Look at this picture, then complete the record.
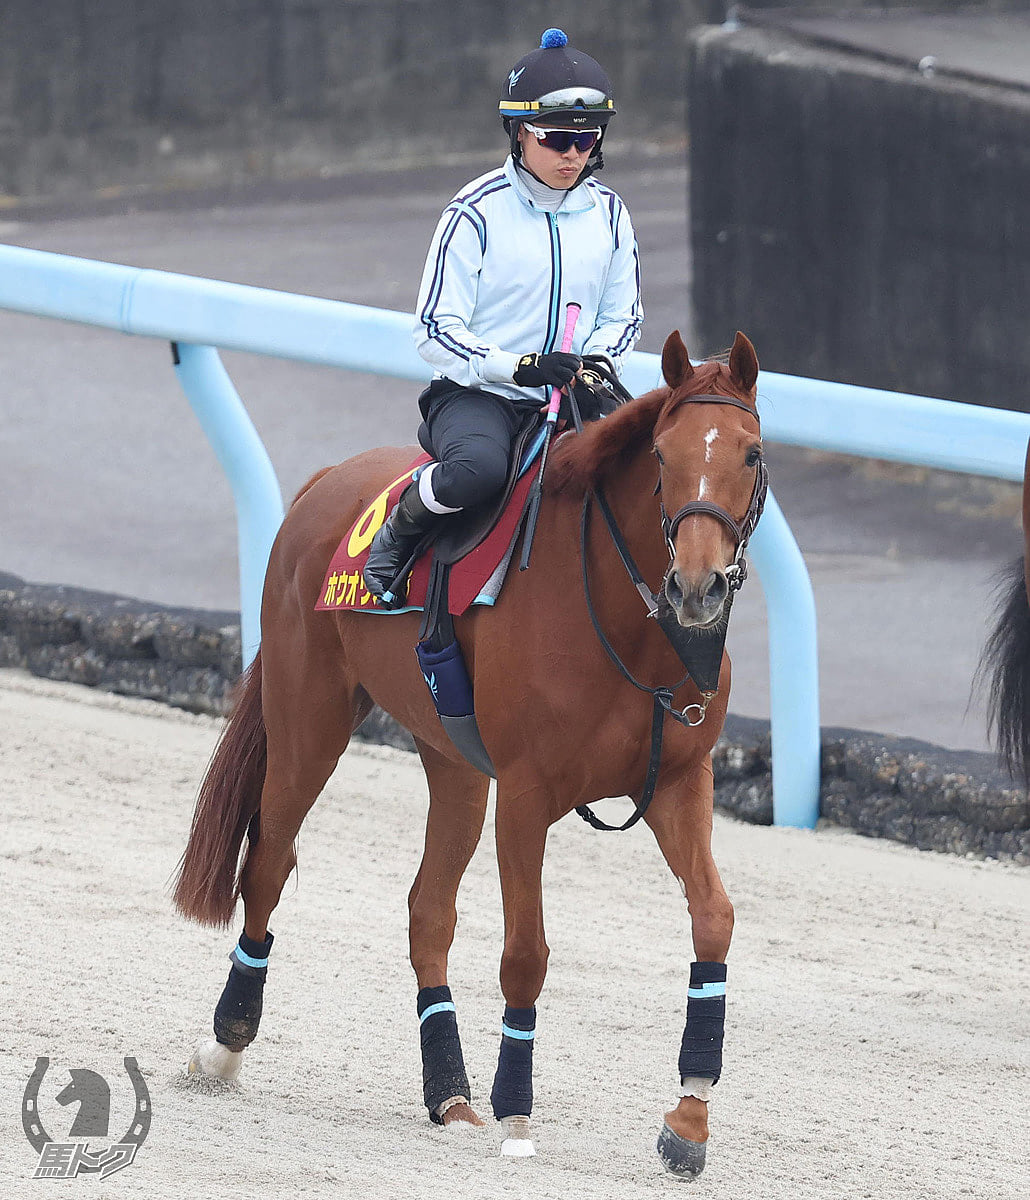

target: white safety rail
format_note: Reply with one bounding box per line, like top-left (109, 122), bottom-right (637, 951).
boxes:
top-left (3, 243), bottom-right (1027, 828)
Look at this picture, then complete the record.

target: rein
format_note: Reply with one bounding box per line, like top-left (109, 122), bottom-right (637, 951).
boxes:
top-left (572, 389), bottom-right (766, 833)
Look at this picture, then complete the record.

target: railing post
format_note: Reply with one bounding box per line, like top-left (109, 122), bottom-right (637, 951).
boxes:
top-left (747, 488), bottom-right (821, 827)
top-left (171, 343), bottom-right (284, 668)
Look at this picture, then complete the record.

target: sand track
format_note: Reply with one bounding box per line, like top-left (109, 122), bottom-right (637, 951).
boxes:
top-left (1, 669), bottom-right (1027, 1199)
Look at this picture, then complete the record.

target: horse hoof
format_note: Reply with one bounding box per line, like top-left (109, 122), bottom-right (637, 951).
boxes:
top-left (441, 1102), bottom-right (486, 1128)
top-left (188, 1038), bottom-right (244, 1081)
top-left (499, 1114), bottom-right (535, 1157)
top-left (657, 1121), bottom-right (706, 1179)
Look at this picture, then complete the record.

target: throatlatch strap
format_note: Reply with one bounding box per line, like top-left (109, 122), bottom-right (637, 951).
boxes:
top-left (678, 961), bottom-right (727, 1084)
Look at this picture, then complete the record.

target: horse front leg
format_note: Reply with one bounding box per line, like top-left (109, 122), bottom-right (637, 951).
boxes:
top-left (408, 738), bottom-right (489, 1128)
top-left (644, 756), bottom-right (734, 1179)
top-left (490, 787), bottom-right (551, 1157)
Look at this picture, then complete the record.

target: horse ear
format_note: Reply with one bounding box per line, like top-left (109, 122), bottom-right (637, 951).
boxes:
top-left (661, 331), bottom-right (695, 388)
top-left (729, 331), bottom-right (759, 393)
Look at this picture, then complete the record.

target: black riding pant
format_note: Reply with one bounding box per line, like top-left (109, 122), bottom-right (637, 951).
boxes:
top-left (418, 380), bottom-right (531, 511)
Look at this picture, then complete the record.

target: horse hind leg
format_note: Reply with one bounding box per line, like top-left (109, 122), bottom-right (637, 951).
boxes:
top-left (190, 656), bottom-right (369, 1082)
top-left (407, 737), bottom-right (489, 1128)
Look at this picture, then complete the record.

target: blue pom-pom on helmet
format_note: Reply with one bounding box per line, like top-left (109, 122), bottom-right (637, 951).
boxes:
top-left (499, 27), bottom-right (616, 185)
top-left (540, 28), bottom-right (568, 48)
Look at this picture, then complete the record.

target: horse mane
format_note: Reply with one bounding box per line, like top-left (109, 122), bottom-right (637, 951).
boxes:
top-left (547, 360), bottom-right (735, 496)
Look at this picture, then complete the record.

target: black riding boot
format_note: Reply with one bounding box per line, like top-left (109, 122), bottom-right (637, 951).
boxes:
top-left (363, 481), bottom-right (442, 606)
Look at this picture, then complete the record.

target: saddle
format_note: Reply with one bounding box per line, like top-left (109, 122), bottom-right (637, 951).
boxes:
top-left (315, 415), bottom-right (546, 776)
top-left (415, 412), bottom-right (544, 566)
top-left (316, 414), bottom-right (544, 618)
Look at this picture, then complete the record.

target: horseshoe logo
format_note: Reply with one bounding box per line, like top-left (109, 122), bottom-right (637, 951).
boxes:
top-left (22, 1057), bottom-right (52, 1153)
top-left (22, 1057), bottom-right (151, 1159)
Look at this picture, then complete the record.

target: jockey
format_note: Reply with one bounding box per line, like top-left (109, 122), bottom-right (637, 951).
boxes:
top-left (363, 27), bottom-right (643, 603)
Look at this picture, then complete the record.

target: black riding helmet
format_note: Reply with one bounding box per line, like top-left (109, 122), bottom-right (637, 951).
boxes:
top-left (499, 28), bottom-right (616, 186)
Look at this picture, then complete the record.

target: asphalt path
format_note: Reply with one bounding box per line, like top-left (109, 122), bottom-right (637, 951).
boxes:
top-left (0, 151), bottom-right (1020, 753)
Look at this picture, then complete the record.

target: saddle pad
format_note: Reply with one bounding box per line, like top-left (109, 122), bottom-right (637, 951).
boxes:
top-left (315, 452), bottom-right (540, 616)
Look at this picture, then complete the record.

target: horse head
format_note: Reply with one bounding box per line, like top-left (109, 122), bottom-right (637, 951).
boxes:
top-left (654, 330), bottom-right (763, 628)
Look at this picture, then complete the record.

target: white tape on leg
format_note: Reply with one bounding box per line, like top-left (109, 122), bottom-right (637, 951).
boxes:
top-left (419, 463), bottom-right (463, 514)
top-left (679, 1076), bottom-right (714, 1101)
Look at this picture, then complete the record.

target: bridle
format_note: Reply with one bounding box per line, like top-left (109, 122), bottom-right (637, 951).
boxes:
top-left (655, 393), bottom-right (767, 596)
top-left (572, 384), bottom-right (767, 833)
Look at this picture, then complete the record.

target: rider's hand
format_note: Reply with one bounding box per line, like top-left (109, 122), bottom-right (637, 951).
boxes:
top-left (513, 351), bottom-right (582, 390)
top-left (571, 368), bottom-right (621, 421)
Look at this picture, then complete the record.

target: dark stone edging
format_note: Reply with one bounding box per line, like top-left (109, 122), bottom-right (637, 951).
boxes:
top-left (0, 573), bottom-right (241, 715)
top-left (716, 714), bottom-right (1030, 865)
top-left (2, 573), bottom-right (1027, 864)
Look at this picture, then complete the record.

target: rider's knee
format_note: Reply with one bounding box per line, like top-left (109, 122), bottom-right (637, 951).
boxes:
top-left (439, 446), bottom-right (509, 508)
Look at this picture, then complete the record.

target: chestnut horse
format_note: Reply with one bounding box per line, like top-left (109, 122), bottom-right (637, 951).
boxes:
top-left (980, 437), bottom-right (1030, 781)
top-left (174, 330), bottom-right (764, 1177)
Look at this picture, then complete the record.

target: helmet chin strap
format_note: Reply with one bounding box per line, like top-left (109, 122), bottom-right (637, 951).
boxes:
top-left (508, 122), bottom-right (607, 189)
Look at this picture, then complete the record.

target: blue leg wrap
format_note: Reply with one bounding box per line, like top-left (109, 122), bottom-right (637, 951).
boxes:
top-left (677, 961), bottom-right (727, 1085)
top-left (213, 930), bottom-right (273, 1051)
top-left (490, 1005), bottom-right (535, 1120)
top-left (417, 986), bottom-right (471, 1121)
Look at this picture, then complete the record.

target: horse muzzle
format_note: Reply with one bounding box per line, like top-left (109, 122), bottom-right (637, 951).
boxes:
top-left (664, 567), bottom-right (729, 627)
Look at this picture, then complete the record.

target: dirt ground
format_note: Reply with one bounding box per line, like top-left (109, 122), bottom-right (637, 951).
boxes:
top-left (1, 668), bottom-right (1027, 1199)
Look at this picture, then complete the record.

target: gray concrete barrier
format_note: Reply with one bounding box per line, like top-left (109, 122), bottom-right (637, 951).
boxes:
top-left (8, 2), bottom-right (1010, 203)
top-left (688, 16), bottom-right (1030, 411)
top-left (3, 571), bottom-right (1027, 862)
top-left (0, 0), bottom-right (698, 201)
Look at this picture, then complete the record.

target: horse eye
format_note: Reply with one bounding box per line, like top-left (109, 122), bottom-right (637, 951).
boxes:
top-left (745, 445), bottom-right (762, 467)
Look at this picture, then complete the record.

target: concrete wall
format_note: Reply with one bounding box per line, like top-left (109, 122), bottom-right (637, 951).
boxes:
top-left (687, 23), bottom-right (1030, 409)
top-left (0, 0), bottom-right (710, 200)
top-left (3, 1), bottom-right (1018, 202)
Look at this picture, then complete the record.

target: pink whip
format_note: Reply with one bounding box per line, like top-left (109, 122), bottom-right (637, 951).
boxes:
top-left (519, 301), bottom-right (582, 571)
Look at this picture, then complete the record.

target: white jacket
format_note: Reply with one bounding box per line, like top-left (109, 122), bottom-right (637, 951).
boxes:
top-left (413, 156), bottom-right (643, 404)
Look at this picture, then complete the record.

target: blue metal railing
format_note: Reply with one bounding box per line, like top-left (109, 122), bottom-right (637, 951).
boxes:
top-left (3, 243), bottom-right (1028, 829)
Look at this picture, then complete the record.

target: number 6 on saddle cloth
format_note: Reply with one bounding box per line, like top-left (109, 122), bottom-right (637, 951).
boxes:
top-left (316, 413), bottom-right (550, 777)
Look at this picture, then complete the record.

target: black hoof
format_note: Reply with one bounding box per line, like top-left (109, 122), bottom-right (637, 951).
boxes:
top-left (657, 1122), bottom-right (707, 1179)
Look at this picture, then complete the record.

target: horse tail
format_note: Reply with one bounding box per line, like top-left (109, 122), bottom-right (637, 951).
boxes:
top-left (979, 554), bottom-right (1030, 783)
top-left (173, 650), bottom-right (266, 927)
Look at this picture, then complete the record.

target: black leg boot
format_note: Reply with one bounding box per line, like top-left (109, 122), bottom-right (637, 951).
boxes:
top-left (363, 481), bottom-right (443, 606)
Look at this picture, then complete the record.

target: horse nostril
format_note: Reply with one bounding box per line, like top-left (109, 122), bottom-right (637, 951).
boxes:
top-left (704, 571), bottom-right (728, 610)
top-left (665, 570), bottom-right (685, 608)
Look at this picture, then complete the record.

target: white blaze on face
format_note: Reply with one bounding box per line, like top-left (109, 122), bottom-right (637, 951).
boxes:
top-left (698, 427), bottom-right (719, 499)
